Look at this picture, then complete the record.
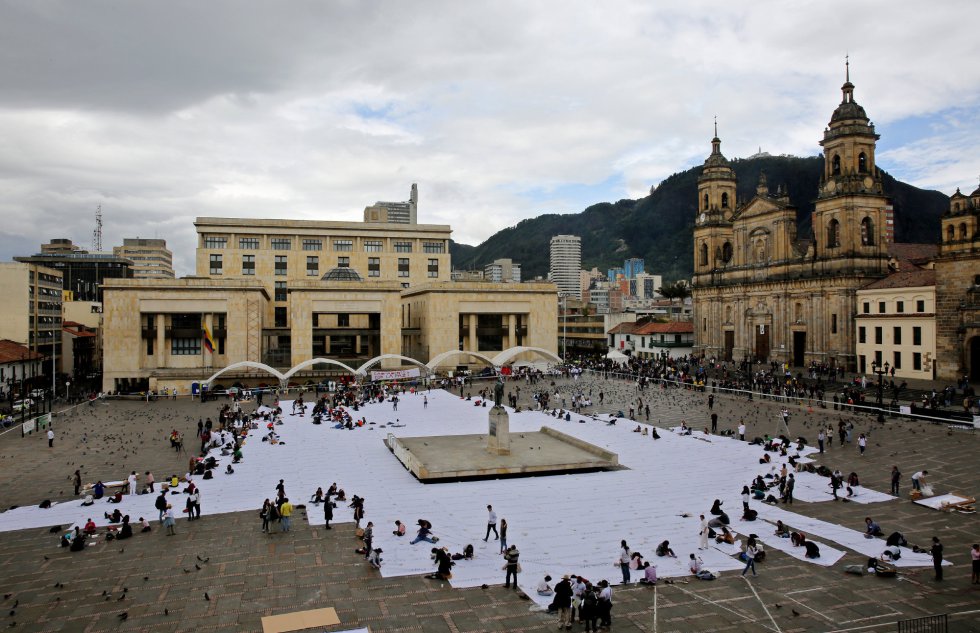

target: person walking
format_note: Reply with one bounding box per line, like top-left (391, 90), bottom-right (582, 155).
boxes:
top-left (503, 544), bottom-right (520, 589)
top-left (554, 575), bottom-right (573, 630)
top-left (741, 537), bottom-right (758, 576)
top-left (191, 488), bottom-right (201, 520)
top-left (890, 466), bottom-right (901, 496)
top-left (817, 429), bottom-right (826, 453)
top-left (163, 504), bottom-right (176, 536)
top-left (145, 471), bottom-right (155, 493)
top-left (597, 580), bottom-right (613, 628)
top-left (971, 543), bottom-right (979, 585)
top-left (261, 499), bottom-right (272, 533)
top-left (783, 473), bottom-right (795, 504)
top-left (128, 471), bottom-right (138, 496)
top-left (47, 428), bottom-right (55, 448)
top-left (710, 412), bottom-right (718, 433)
top-left (73, 469), bottom-right (82, 497)
top-left (931, 536), bottom-right (943, 581)
top-left (699, 514), bottom-right (709, 549)
top-left (498, 518), bottom-right (508, 554)
top-left (619, 540), bottom-right (631, 584)
top-left (858, 433), bottom-right (867, 456)
top-left (323, 497), bottom-right (333, 530)
top-left (363, 522), bottom-right (374, 558)
top-left (484, 505), bottom-right (499, 541)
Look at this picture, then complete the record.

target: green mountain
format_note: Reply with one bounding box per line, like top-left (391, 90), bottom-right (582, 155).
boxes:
top-left (450, 155), bottom-right (949, 282)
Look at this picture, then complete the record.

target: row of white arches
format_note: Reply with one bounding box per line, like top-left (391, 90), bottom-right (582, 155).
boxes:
top-left (202, 346), bottom-right (562, 388)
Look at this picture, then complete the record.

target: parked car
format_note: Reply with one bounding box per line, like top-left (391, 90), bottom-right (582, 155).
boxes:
top-left (30, 389), bottom-right (47, 399)
top-left (12, 399), bottom-right (34, 413)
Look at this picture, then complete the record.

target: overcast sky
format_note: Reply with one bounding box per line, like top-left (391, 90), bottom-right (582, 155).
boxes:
top-left (1, 0), bottom-right (979, 276)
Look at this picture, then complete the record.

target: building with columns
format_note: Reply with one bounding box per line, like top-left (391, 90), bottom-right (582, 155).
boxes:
top-left (103, 216), bottom-right (558, 393)
top-left (692, 69), bottom-right (896, 370)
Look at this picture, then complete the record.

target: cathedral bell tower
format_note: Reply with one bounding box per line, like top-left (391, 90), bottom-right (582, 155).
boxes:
top-left (694, 120), bottom-right (737, 277)
top-left (813, 60), bottom-right (889, 264)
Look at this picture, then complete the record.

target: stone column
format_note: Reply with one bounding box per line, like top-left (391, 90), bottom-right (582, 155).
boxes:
top-left (468, 314), bottom-right (478, 351)
top-left (487, 406), bottom-right (511, 455)
top-left (507, 314), bottom-right (517, 349)
top-left (156, 314), bottom-right (166, 369)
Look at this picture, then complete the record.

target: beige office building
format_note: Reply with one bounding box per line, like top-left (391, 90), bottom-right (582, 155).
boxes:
top-left (113, 238), bottom-right (175, 279)
top-left (0, 262), bottom-right (63, 361)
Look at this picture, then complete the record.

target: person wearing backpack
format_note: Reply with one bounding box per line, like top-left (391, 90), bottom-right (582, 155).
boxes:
top-left (581, 583), bottom-right (599, 632)
top-left (155, 491), bottom-right (168, 523)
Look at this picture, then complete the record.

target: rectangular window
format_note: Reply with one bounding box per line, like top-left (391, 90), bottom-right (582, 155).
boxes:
top-left (893, 351), bottom-right (901, 369)
top-left (858, 326), bottom-right (866, 344)
top-left (239, 237), bottom-right (259, 249)
top-left (302, 239), bottom-right (322, 251)
top-left (274, 281), bottom-right (287, 302)
top-left (306, 256), bottom-right (318, 276)
top-left (394, 241), bottom-right (412, 253)
top-left (209, 254), bottom-right (223, 275)
top-left (862, 302), bottom-right (870, 314)
top-left (874, 327), bottom-right (882, 345)
top-left (398, 258), bottom-right (410, 277)
top-left (916, 299), bottom-right (925, 312)
top-left (874, 350), bottom-right (882, 366)
top-left (703, 318), bottom-right (707, 332)
top-left (364, 240), bottom-right (383, 252)
top-left (271, 238), bottom-right (291, 251)
top-left (831, 314), bottom-right (838, 334)
top-left (896, 301), bottom-right (904, 313)
top-left (878, 301), bottom-right (886, 314)
top-left (893, 326), bottom-right (902, 345)
top-left (242, 254), bottom-right (255, 275)
top-left (171, 338), bottom-right (201, 356)
top-left (427, 258), bottom-right (439, 278)
top-left (274, 307), bottom-right (287, 328)
top-left (913, 326), bottom-right (922, 346)
top-left (275, 255), bottom-right (287, 276)
top-left (204, 236), bottom-right (227, 249)
top-left (913, 352), bottom-right (922, 371)
top-left (337, 256), bottom-right (350, 268)
top-left (333, 240), bottom-right (353, 251)
top-left (368, 257), bottom-right (380, 277)
top-left (423, 242), bottom-right (445, 254)
top-left (337, 314), bottom-right (350, 327)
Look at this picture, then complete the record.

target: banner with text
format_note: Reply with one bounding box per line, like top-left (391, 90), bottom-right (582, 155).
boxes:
top-left (370, 368), bottom-right (421, 382)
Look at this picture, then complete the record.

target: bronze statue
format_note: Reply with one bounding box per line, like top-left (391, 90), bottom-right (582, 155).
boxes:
top-left (493, 376), bottom-right (504, 408)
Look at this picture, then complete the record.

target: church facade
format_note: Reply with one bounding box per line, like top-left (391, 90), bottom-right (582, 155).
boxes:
top-left (692, 72), bottom-right (893, 370)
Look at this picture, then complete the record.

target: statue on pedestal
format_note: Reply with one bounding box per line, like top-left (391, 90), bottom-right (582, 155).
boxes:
top-left (493, 375), bottom-right (504, 408)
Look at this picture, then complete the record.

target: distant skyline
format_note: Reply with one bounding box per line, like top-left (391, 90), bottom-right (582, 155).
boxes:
top-left (1, 1), bottom-right (978, 276)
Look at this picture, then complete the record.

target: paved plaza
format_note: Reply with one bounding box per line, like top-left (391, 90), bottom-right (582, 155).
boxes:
top-left (0, 375), bottom-right (978, 633)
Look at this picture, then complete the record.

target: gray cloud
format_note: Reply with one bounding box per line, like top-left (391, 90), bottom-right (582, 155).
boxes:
top-left (1, 0), bottom-right (978, 275)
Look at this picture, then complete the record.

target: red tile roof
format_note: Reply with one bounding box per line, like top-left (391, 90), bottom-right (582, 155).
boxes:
top-left (608, 322), bottom-right (640, 335)
top-left (0, 339), bottom-right (43, 364)
top-left (637, 321), bottom-right (694, 334)
top-left (861, 269), bottom-right (936, 291)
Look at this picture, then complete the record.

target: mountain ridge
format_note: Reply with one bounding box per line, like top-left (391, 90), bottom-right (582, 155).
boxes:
top-left (450, 155), bottom-right (949, 282)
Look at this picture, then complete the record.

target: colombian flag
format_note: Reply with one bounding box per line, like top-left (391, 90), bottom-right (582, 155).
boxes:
top-left (202, 322), bottom-right (216, 353)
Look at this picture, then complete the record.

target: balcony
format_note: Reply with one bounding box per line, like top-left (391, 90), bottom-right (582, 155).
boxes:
top-left (166, 327), bottom-right (202, 339)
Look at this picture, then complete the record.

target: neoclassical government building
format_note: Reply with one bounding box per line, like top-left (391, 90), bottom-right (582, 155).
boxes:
top-left (692, 70), bottom-right (900, 371)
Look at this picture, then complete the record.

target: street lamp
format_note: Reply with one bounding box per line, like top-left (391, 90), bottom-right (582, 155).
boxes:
top-left (870, 360), bottom-right (890, 408)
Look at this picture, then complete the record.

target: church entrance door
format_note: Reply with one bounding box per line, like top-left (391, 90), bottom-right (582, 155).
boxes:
top-left (754, 325), bottom-right (770, 362)
top-left (793, 332), bottom-right (806, 367)
top-left (724, 331), bottom-right (734, 362)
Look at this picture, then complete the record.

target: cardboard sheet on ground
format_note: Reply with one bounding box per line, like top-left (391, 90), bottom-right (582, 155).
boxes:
top-left (790, 471), bottom-right (896, 505)
top-left (913, 493), bottom-right (975, 511)
top-left (0, 389), bottom-right (941, 600)
top-left (260, 607), bottom-right (340, 633)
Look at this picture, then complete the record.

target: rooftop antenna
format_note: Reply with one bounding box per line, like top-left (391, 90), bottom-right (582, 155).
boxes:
top-left (93, 205), bottom-right (103, 252)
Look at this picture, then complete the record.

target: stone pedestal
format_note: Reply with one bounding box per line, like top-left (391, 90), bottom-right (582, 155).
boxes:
top-left (487, 406), bottom-right (511, 455)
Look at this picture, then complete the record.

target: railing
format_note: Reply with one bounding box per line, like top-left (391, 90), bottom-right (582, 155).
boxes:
top-left (897, 614), bottom-right (947, 633)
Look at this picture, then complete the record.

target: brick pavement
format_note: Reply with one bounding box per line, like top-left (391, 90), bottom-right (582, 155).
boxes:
top-left (0, 384), bottom-right (978, 632)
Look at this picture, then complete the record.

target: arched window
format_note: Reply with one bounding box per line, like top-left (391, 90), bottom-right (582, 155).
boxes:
top-left (703, 193), bottom-right (709, 210)
top-left (860, 217), bottom-right (875, 246)
top-left (700, 243), bottom-right (708, 266)
top-left (794, 302), bottom-right (803, 323)
top-left (827, 219), bottom-right (840, 248)
top-left (721, 192), bottom-right (729, 208)
top-left (960, 223), bottom-right (968, 240)
top-left (832, 154), bottom-right (841, 176)
top-left (858, 152), bottom-right (867, 173)
top-left (947, 225), bottom-right (955, 242)
top-left (721, 241), bottom-right (733, 263)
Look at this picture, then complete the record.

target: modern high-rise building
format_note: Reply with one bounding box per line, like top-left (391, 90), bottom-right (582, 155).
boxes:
top-left (15, 239), bottom-right (134, 302)
top-left (550, 235), bottom-right (582, 299)
top-left (623, 257), bottom-right (645, 279)
top-left (484, 258), bottom-right (521, 283)
top-left (0, 262), bottom-right (63, 364)
top-left (114, 238), bottom-right (175, 279)
top-left (363, 183), bottom-right (418, 224)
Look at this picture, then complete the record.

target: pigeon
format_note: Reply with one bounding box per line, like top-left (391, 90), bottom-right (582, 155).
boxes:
top-left (143, 577), bottom-right (149, 582)
top-left (117, 612), bottom-right (128, 621)
top-left (117, 595), bottom-right (125, 601)
top-left (123, 588), bottom-right (128, 593)
top-left (774, 603), bottom-right (782, 609)
top-left (183, 569), bottom-right (191, 574)
top-left (204, 593), bottom-right (210, 601)
top-left (196, 555), bottom-right (208, 563)
top-left (2, 595), bottom-right (9, 600)
top-left (792, 609), bottom-right (801, 617)
top-left (164, 609), bottom-right (168, 616)
top-left (195, 565), bottom-right (201, 571)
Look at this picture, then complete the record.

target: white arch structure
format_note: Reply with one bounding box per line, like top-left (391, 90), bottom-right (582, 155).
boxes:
top-left (203, 346), bottom-right (564, 389)
top-left (283, 358), bottom-right (359, 381)
top-left (357, 354), bottom-right (431, 375)
top-left (492, 346), bottom-right (563, 366)
top-left (425, 350), bottom-right (498, 370)
top-left (204, 361), bottom-right (285, 386)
